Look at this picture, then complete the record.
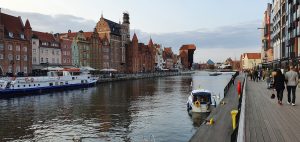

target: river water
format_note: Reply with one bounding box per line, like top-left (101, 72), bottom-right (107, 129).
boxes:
top-left (0, 71), bottom-right (234, 142)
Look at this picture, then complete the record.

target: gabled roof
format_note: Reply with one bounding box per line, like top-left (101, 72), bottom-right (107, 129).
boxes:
top-left (132, 33), bottom-right (138, 41)
top-left (207, 59), bottom-right (215, 65)
top-left (24, 19), bottom-right (31, 29)
top-left (104, 18), bottom-right (121, 36)
top-left (244, 53), bottom-right (261, 59)
top-left (0, 12), bottom-right (25, 39)
top-left (33, 31), bottom-right (56, 42)
top-left (180, 44), bottom-right (196, 50)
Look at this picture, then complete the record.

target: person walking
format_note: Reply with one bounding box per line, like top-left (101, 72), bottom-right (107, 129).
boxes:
top-left (285, 66), bottom-right (299, 106)
top-left (274, 69), bottom-right (285, 105)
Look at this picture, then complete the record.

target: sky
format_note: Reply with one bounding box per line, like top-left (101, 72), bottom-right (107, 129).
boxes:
top-left (0, 0), bottom-right (271, 62)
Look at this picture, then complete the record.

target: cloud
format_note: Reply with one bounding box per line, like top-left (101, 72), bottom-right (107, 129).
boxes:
top-left (133, 21), bottom-right (262, 62)
top-left (2, 8), bottom-right (261, 62)
top-left (2, 8), bottom-right (96, 33)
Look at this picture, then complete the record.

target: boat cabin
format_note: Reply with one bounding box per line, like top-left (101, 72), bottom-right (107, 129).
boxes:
top-left (192, 91), bottom-right (212, 105)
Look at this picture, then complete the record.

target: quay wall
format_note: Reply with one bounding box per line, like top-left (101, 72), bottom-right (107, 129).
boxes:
top-left (96, 71), bottom-right (195, 83)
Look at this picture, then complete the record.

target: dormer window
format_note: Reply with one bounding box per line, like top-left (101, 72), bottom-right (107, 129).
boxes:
top-left (20, 34), bottom-right (25, 39)
top-left (9, 32), bottom-right (13, 38)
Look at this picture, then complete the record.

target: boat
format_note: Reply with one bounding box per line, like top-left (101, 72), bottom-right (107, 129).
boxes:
top-left (187, 89), bottom-right (213, 113)
top-left (209, 72), bottom-right (222, 76)
top-left (0, 69), bottom-right (98, 95)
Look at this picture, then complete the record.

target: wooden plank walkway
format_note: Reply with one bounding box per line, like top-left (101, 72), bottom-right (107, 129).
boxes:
top-left (245, 80), bottom-right (300, 142)
top-left (189, 75), bottom-right (244, 142)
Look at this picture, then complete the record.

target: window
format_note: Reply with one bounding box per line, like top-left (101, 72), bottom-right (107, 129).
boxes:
top-left (9, 32), bottom-right (13, 38)
top-left (8, 54), bottom-right (13, 60)
top-left (24, 66), bottom-right (27, 73)
top-left (65, 45), bottom-right (67, 48)
top-left (46, 58), bottom-right (48, 63)
top-left (63, 58), bottom-right (66, 63)
top-left (8, 44), bottom-right (12, 50)
top-left (16, 66), bottom-right (20, 72)
top-left (67, 59), bottom-right (70, 63)
top-left (0, 44), bottom-right (3, 50)
top-left (16, 55), bottom-right (20, 60)
top-left (16, 45), bottom-right (20, 51)
top-left (42, 42), bottom-right (48, 46)
top-left (8, 65), bottom-right (12, 73)
top-left (20, 34), bottom-right (25, 39)
top-left (0, 54), bottom-right (3, 59)
top-left (33, 57), bottom-right (36, 63)
top-left (33, 49), bottom-right (36, 54)
top-left (56, 51), bottom-right (59, 55)
top-left (52, 58), bottom-right (54, 63)
top-left (33, 41), bottom-right (36, 45)
top-left (45, 50), bottom-right (48, 54)
top-left (56, 58), bottom-right (59, 64)
top-left (41, 57), bottom-right (44, 63)
top-left (52, 50), bottom-right (54, 55)
top-left (41, 49), bottom-right (43, 54)
top-left (23, 46), bottom-right (27, 52)
top-left (24, 55), bottom-right (27, 61)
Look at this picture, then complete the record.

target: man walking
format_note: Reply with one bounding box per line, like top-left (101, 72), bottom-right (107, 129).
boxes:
top-left (285, 66), bottom-right (299, 106)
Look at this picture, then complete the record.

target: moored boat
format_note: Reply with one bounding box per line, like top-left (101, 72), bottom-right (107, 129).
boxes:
top-left (209, 72), bottom-right (222, 76)
top-left (0, 69), bottom-right (98, 96)
top-left (187, 89), bottom-right (213, 113)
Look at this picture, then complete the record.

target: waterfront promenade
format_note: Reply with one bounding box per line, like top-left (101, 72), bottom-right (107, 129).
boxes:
top-left (245, 79), bottom-right (300, 142)
top-left (189, 75), bottom-right (244, 142)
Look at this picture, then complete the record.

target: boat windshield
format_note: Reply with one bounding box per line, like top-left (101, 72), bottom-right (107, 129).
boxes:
top-left (192, 92), bottom-right (211, 104)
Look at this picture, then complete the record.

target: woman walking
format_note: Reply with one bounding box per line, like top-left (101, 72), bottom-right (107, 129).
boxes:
top-left (274, 69), bottom-right (285, 105)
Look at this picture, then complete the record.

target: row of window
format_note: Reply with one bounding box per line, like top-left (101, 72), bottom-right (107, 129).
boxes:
top-left (8, 32), bottom-right (25, 39)
top-left (39, 49), bottom-right (60, 55)
top-left (39, 57), bottom-right (60, 64)
top-left (63, 58), bottom-right (71, 63)
top-left (62, 51), bottom-right (71, 56)
top-left (0, 44), bottom-right (27, 52)
top-left (7, 66), bottom-right (28, 73)
top-left (41, 42), bottom-right (59, 47)
top-left (0, 54), bottom-right (27, 61)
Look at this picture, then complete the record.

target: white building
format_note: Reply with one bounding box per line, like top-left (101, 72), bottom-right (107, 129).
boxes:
top-left (155, 44), bottom-right (164, 70)
top-left (32, 31), bottom-right (61, 70)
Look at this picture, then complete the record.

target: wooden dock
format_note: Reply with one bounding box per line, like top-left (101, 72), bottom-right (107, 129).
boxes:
top-left (244, 79), bottom-right (300, 142)
top-left (189, 75), bottom-right (244, 142)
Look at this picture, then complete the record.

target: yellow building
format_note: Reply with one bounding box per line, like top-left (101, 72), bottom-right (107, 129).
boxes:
top-left (241, 53), bottom-right (262, 70)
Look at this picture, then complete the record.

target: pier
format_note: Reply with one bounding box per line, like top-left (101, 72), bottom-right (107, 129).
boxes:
top-left (241, 79), bottom-right (300, 142)
top-left (189, 73), bottom-right (243, 142)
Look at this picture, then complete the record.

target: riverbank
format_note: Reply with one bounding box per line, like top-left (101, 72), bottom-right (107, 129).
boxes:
top-left (96, 71), bottom-right (195, 83)
top-left (189, 72), bottom-right (243, 142)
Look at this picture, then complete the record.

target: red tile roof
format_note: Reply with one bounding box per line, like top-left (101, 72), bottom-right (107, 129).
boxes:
top-left (0, 12), bottom-right (24, 38)
top-left (164, 47), bottom-right (173, 53)
top-left (180, 44), bottom-right (196, 50)
top-left (244, 53), bottom-right (261, 59)
top-left (33, 31), bottom-right (55, 42)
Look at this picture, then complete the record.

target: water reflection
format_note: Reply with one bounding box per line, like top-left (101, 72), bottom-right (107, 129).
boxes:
top-left (0, 71), bottom-right (232, 142)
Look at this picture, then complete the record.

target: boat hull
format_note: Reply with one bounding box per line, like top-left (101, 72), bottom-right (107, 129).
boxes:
top-left (0, 81), bottom-right (97, 96)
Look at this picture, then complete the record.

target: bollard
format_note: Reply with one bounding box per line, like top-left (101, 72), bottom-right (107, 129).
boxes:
top-left (209, 118), bottom-right (214, 125)
top-left (231, 110), bottom-right (238, 130)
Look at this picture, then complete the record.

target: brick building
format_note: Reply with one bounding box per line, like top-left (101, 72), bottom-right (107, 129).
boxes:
top-left (95, 13), bottom-right (130, 72)
top-left (126, 33), bottom-right (156, 73)
top-left (59, 37), bottom-right (72, 67)
top-left (0, 11), bottom-right (32, 76)
top-left (163, 47), bottom-right (174, 69)
top-left (179, 44), bottom-right (196, 70)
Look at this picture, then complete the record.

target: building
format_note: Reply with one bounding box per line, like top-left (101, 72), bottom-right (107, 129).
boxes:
top-left (31, 31), bottom-right (61, 71)
top-left (241, 53), bottom-right (262, 70)
top-left (154, 44), bottom-right (164, 70)
top-left (163, 47), bottom-right (174, 69)
top-left (59, 36), bottom-right (73, 67)
top-left (126, 33), bottom-right (156, 73)
top-left (0, 11), bottom-right (32, 76)
top-left (179, 44), bottom-right (196, 70)
top-left (95, 13), bottom-right (130, 72)
top-left (261, 3), bottom-right (273, 64)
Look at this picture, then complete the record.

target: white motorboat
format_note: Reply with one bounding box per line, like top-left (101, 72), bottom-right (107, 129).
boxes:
top-left (187, 89), bottom-right (213, 113)
top-left (0, 69), bottom-right (98, 96)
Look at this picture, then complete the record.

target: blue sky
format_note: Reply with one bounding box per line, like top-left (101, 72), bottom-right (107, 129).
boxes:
top-left (0, 0), bottom-right (271, 62)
